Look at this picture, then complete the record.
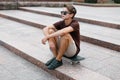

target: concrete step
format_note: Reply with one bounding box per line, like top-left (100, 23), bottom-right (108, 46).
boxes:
top-left (0, 45), bottom-right (59, 80)
top-left (0, 17), bottom-right (114, 80)
top-left (74, 3), bottom-right (120, 7)
top-left (19, 6), bottom-right (120, 29)
top-left (0, 10), bottom-right (119, 51)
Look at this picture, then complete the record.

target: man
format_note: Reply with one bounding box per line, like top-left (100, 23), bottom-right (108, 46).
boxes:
top-left (42, 4), bottom-right (80, 70)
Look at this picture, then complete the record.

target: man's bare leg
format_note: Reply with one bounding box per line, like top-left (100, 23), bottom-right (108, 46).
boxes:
top-left (47, 34), bottom-right (72, 69)
top-left (48, 29), bottom-right (58, 57)
top-left (56, 34), bottom-right (72, 61)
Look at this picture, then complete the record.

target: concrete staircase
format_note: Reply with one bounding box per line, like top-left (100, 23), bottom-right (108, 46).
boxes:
top-left (0, 8), bottom-right (119, 51)
top-left (19, 5), bottom-right (120, 29)
top-left (0, 5), bottom-right (120, 80)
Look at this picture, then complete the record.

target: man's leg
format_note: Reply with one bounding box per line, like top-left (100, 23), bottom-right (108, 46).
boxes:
top-left (47, 34), bottom-right (72, 70)
top-left (45, 29), bottom-right (58, 66)
top-left (56, 34), bottom-right (72, 61)
top-left (48, 29), bottom-right (58, 57)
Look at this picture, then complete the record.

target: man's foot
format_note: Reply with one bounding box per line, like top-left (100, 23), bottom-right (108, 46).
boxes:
top-left (45, 57), bottom-right (55, 66)
top-left (47, 59), bottom-right (63, 70)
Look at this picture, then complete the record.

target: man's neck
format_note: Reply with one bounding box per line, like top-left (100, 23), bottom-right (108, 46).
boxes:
top-left (64, 18), bottom-right (73, 26)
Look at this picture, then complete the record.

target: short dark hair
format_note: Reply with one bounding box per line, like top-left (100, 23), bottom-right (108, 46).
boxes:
top-left (64, 4), bottom-right (77, 19)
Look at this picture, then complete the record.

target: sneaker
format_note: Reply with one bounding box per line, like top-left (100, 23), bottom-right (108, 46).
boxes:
top-left (47, 59), bottom-right (63, 70)
top-left (45, 57), bottom-right (55, 66)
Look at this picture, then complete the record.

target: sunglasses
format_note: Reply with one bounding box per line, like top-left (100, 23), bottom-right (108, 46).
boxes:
top-left (61, 11), bottom-right (71, 15)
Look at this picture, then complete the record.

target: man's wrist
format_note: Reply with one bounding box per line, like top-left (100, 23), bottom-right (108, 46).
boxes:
top-left (46, 35), bottom-right (50, 40)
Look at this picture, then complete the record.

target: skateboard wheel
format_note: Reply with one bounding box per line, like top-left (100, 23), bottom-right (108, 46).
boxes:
top-left (74, 61), bottom-right (80, 64)
top-left (76, 61), bottom-right (80, 64)
top-left (70, 62), bottom-right (74, 65)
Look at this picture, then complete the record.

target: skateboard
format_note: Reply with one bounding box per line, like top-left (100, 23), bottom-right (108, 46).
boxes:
top-left (63, 56), bottom-right (85, 65)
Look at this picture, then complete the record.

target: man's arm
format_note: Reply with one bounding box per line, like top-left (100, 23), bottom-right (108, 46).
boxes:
top-left (47, 26), bottom-right (74, 39)
top-left (43, 25), bottom-right (56, 36)
top-left (42, 26), bottom-right (74, 44)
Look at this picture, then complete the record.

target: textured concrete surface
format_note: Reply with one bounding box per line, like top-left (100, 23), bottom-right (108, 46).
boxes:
top-left (20, 5), bottom-right (120, 25)
top-left (0, 10), bottom-right (119, 46)
top-left (19, 6), bottom-right (120, 29)
top-left (0, 5), bottom-right (120, 80)
top-left (0, 17), bottom-right (119, 80)
top-left (0, 45), bottom-right (59, 80)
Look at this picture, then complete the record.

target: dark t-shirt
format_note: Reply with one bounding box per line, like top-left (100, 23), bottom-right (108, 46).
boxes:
top-left (53, 20), bottom-right (80, 57)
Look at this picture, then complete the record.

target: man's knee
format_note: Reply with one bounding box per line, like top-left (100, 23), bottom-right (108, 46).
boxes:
top-left (48, 29), bottom-right (55, 34)
top-left (49, 42), bottom-right (56, 51)
top-left (61, 34), bottom-right (72, 41)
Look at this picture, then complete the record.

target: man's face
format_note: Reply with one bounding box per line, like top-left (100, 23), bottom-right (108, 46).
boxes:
top-left (61, 8), bottom-right (73, 20)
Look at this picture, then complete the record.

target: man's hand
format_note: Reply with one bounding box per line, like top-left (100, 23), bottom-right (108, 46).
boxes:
top-left (41, 37), bottom-right (48, 45)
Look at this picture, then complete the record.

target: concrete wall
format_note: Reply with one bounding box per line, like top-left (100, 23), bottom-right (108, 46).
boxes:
top-left (74, 0), bottom-right (108, 3)
top-left (0, 0), bottom-right (71, 1)
top-left (0, 1), bottom-right (72, 10)
top-left (97, 0), bottom-right (108, 3)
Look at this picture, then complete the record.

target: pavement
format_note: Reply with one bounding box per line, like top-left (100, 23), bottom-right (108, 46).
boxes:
top-left (19, 5), bottom-right (120, 25)
top-left (0, 4), bottom-right (120, 80)
top-left (0, 45), bottom-right (59, 80)
top-left (0, 9), bottom-right (119, 51)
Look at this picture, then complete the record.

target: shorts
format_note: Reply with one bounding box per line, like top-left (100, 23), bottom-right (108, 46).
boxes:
top-left (57, 36), bottom-right (77, 57)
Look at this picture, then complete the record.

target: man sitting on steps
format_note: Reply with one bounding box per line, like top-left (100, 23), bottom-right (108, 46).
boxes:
top-left (42, 4), bottom-right (80, 70)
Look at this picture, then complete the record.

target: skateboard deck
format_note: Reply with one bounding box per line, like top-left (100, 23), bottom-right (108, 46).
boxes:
top-left (64, 56), bottom-right (85, 65)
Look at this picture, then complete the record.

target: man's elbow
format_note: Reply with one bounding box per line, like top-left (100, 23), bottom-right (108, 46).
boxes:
top-left (42, 27), bottom-right (48, 32)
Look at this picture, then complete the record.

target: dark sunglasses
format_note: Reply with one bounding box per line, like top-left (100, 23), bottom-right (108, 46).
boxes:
top-left (61, 11), bottom-right (71, 15)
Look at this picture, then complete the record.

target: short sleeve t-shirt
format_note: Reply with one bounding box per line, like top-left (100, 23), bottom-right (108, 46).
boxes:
top-left (53, 20), bottom-right (80, 57)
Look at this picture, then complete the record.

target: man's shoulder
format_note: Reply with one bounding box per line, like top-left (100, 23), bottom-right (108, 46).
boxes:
top-left (54, 20), bottom-right (64, 26)
top-left (71, 19), bottom-right (79, 26)
top-left (72, 19), bottom-right (79, 23)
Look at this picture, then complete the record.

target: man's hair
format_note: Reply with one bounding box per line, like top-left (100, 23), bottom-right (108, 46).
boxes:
top-left (64, 4), bottom-right (77, 19)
